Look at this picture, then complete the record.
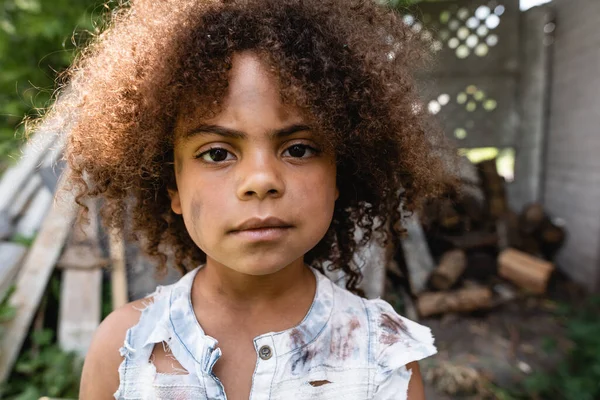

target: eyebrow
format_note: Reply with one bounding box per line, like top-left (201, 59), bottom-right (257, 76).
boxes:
top-left (182, 123), bottom-right (311, 141)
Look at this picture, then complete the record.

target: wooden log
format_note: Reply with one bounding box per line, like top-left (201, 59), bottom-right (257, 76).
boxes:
top-left (519, 203), bottom-right (546, 234)
top-left (58, 201), bottom-right (103, 356)
top-left (497, 211), bottom-right (521, 250)
top-left (442, 231), bottom-right (499, 250)
top-left (463, 252), bottom-right (497, 282)
top-left (430, 249), bottom-right (467, 290)
top-left (438, 200), bottom-right (461, 231)
top-left (416, 286), bottom-right (493, 317)
top-left (477, 159), bottom-right (508, 219)
top-left (0, 175), bottom-right (77, 383)
top-left (498, 248), bottom-right (554, 294)
top-left (400, 214), bottom-right (436, 295)
top-left (460, 192), bottom-right (486, 227)
top-left (0, 242), bottom-right (27, 301)
top-left (538, 218), bottom-right (566, 260)
top-left (519, 234), bottom-right (541, 257)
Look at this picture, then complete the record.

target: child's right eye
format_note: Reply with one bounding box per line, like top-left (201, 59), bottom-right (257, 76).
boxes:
top-left (196, 148), bottom-right (235, 163)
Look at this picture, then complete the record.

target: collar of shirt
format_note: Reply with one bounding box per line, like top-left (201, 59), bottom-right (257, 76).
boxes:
top-left (165, 266), bottom-right (334, 374)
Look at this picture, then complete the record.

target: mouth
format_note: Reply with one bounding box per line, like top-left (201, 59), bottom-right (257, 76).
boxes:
top-left (231, 216), bottom-right (293, 232)
top-left (229, 217), bottom-right (293, 241)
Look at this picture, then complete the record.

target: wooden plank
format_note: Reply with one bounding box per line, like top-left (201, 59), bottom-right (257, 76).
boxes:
top-left (0, 130), bottom-right (56, 214)
top-left (6, 175), bottom-right (42, 220)
top-left (400, 214), bottom-right (436, 295)
top-left (0, 124), bottom-right (66, 240)
top-left (14, 187), bottom-right (53, 239)
top-left (0, 176), bottom-right (77, 383)
top-left (109, 229), bottom-right (128, 309)
top-left (0, 242), bottom-right (28, 301)
top-left (58, 201), bottom-right (103, 355)
top-left (58, 270), bottom-right (102, 356)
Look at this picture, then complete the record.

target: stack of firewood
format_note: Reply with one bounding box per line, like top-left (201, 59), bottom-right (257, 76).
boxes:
top-left (393, 158), bottom-right (567, 319)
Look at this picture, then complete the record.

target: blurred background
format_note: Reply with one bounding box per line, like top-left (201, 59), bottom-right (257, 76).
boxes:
top-left (1, 0), bottom-right (599, 399)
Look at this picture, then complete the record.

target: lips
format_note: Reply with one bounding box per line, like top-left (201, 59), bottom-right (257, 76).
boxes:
top-left (231, 216), bottom-right (293, 233)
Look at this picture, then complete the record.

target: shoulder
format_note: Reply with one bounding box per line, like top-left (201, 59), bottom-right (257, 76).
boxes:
top-left (327, 282), bottom-right (436, 366)
top-left (364, 297), bottom-right (437, 369)
top-left (362, 298), bottom-right (436, 400)
top-left (79, 297), bottom-right (152, 399)
top-left (328, 282), bottom-right (436, 361)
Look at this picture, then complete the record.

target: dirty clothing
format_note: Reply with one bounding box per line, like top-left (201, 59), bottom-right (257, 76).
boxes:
top-left (114, 266), bottom-right (436, 399)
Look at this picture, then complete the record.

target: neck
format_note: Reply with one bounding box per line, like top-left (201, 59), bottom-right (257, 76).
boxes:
top-left (194, 257), bottom-right (314, 310)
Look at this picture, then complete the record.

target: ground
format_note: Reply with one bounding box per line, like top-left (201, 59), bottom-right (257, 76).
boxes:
top-left (418, 273), bottom-right (585, 399)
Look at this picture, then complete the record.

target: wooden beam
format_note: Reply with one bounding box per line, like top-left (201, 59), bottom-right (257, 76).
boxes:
top-left (6, 175), bottom-right (42, 220)
top-left (109, 229), bottom-right (128, 310)
top-left (14, 186), bottom-right (53, 239)
top-left (0, 130), bottom-right (56, 214)
top-left (0, 176), bottom-right (77, 383)
top-left (0, 242), bottom-right (28, 301)
top-left (58, 201), bottom-right (103, 356)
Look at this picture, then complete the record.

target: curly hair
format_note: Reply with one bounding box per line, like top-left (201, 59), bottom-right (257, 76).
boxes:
top-left (44, 0), bottom-right (456, 295)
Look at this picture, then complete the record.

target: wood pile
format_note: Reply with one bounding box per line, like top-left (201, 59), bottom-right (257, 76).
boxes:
top-left (393, 157), bottom-right (567, 319)
top-left (0, 129), bottom-right (128, 384)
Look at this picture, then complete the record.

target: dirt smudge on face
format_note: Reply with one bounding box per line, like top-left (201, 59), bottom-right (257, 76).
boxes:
top-left (190, 196), bottom-right (202, 228)
top-left (380, 313), bottom-right (414, 345)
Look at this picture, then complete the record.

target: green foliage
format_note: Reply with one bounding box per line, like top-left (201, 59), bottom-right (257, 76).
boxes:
top-left (1, 274), bottom-right (84, 399)
top-left (495, 296), bottom-right (600, 400)
top-left (0, 0), bottom-right (107, 169)
top-left (0, 285), bottom-right (17, 338)
top-left (2, 328), bottom-right (83, 399)
top-left (10, 233), bottom-right (35, 247)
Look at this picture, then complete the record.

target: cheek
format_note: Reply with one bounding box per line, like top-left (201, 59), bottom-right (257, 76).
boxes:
top-left (190, 196), bottom-right (202, 226)
top-left (299, 163), bottom-right (337, 214)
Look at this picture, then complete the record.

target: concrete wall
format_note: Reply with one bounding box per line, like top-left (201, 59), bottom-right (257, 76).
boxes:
top-left (544, 0), bottom-right (600, 292)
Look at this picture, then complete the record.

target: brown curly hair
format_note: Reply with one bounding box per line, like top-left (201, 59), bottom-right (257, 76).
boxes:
top-left (44, 0), bottom-right (455, 295)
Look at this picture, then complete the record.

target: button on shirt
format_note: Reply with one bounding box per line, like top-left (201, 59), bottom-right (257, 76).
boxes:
top-left (114, 267), bottom-right (437, 399)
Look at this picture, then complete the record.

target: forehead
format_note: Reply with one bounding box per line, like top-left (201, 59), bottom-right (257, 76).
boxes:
top-left (175, 51), bottom-right (306, 134)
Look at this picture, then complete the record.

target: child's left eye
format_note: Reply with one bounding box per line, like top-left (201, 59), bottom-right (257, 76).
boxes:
top-left (283, 144), bottom-right (318, 158)
top-left (196, 148), bottom-right (235, 163)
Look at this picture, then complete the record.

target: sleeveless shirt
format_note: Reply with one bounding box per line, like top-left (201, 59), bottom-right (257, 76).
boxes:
top-left (114, 266), bottom-right (436, 399)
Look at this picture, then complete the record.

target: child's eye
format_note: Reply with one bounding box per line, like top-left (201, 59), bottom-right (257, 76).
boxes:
top-left (196, 148), bottom-right (235, 163)
top-left (283, 144), bottom-right (318, 158)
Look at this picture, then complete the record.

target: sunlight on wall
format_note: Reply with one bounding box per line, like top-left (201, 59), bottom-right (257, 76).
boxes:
top-left (520, 0), bottom-right (552, 11)
top-left (458, 147), bottom-right (515, 182)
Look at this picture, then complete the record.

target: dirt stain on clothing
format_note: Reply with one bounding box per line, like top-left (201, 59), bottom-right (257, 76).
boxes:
top-left (329, 316), bottom-right (361, 360)
top-left (380, 313), bottom-right (414, 345)
top-left (291, 346), bottom-right (318, 374)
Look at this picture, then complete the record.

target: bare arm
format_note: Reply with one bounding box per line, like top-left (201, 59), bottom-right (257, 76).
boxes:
top-left (406, 361), bottom-right (426, 400)
top-left (79, 299), bottom-right (146, 399)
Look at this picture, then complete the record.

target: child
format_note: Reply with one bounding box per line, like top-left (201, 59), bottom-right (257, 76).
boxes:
top-left (47, 0), bottom-right (452, 398)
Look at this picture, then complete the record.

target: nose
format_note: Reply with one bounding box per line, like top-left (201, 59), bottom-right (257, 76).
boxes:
top-left (236, 152), bottom-right (285, 201)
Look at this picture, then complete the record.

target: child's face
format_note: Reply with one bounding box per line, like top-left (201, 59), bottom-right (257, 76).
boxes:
top-left (170, 52), bottom-right (338, 276)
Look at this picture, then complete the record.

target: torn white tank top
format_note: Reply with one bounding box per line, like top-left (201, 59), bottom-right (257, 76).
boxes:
top-left (114, 266), bottom-right (437, 399)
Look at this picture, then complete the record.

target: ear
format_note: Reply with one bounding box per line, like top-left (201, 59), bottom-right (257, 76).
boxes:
top-left (168, 188), bottom-right (183, 215)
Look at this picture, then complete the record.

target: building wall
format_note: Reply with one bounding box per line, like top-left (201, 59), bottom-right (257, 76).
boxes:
top-left (544, 0), bottom-right (600, 291)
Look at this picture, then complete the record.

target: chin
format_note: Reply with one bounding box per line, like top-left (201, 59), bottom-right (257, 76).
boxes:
top-left (217, 253), bottom-right (303, 277)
